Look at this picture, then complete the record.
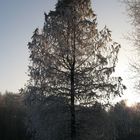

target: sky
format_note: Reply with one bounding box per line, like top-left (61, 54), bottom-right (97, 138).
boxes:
top-left (0, 0), bottom-right (139, 103)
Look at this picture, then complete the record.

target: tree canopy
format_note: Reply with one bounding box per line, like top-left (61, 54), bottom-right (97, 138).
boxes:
top-left (25, 0), bottom-right (125, 139)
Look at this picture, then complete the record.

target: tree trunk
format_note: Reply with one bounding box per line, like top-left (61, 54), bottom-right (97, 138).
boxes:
top-left (70, 67), bottom-right (76, 140)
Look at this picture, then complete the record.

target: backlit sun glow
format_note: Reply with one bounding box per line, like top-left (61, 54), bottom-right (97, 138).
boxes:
top-left (125, 99), bottom-right (136, 107)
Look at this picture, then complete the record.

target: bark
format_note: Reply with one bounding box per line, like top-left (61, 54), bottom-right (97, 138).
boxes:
top-left (70, 66), bottom-right (76, 140)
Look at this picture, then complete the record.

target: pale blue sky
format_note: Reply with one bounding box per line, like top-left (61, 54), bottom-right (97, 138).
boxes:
top-left (0, 0), bottom-right (135, 102)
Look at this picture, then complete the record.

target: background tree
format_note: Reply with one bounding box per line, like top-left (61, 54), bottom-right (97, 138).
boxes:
top-left (26, 0), bottom-right (125, 139)
top-left (109, 100), bottom-right (140, 140)
top-left (0, 92), bottom-right (30, 140)
top-left (109, 101), bottom-right (132, 140)
top-left (123, 0), bottom-right (140, 90)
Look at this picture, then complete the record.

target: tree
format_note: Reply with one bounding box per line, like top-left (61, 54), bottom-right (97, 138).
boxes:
top-left (109, 101), bottom-right (132, 140)
top-left (123, 0), bottom-right (140, 47)
top-left (26, 0), bottom-right (125, 139)
top-left (123, 0), bottom-right (140, 90)
top-left (109, 100), bottom-right (140, 140)
top-left (0, 92), bottom-right (30, 140)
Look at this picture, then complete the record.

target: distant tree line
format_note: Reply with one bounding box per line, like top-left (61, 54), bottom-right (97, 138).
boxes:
top-left (0, 92), bottom-right (140, 140)
top-left (0, 92), bottom-right (31, 140)
top-left (24, 94), bottom-right (140, 140)
top-left (110, 101), bottom-right (140, 140)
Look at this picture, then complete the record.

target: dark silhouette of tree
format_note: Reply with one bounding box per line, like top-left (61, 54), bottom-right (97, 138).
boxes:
top-left (109, 100), bottom-right (140, 140)
top-left (0, 92), bottom-right (30, 140)
top-left (25, 0), bottom-right (125, 139)
top-left (109, 101), bottom-right (132, 140)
